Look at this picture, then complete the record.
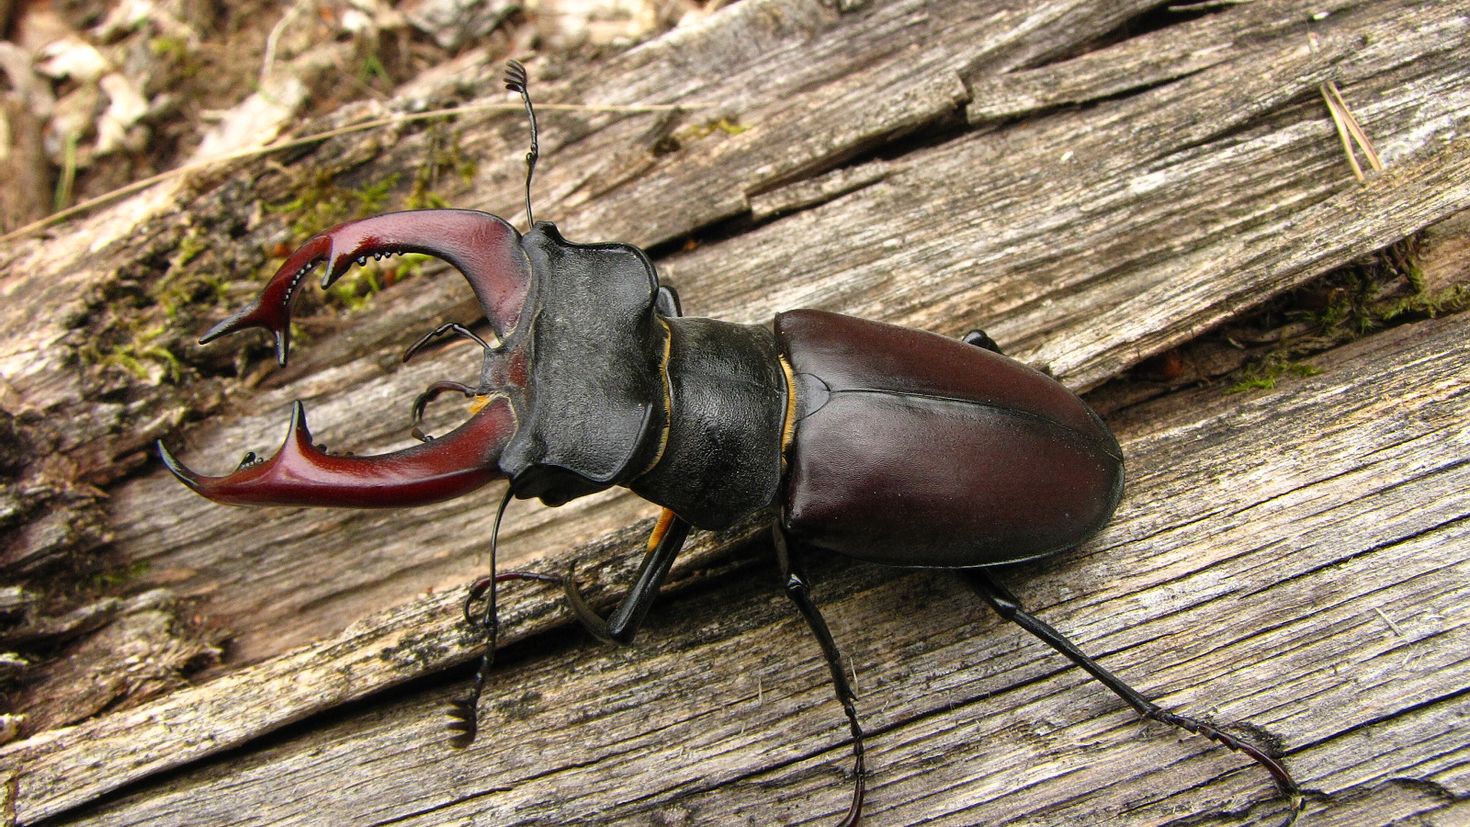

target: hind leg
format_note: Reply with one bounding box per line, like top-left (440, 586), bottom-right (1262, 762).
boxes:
top-left (964, 570), bottom-right (1300, 813)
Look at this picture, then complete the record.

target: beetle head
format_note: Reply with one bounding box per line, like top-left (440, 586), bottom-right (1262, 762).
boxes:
top-left (159, 212), bottom-right (669, 510)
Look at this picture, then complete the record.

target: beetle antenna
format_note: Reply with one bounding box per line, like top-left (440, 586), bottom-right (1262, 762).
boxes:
top-left (447, 491), bottom-right (566, 748)
top-left (447, 487), bottom-right (514, 747)
top-left (504, 59), bottom-right (539, 228)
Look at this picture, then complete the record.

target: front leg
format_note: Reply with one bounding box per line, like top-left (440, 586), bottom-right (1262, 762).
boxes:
top-left (564, 508), bottom-right (693, 644)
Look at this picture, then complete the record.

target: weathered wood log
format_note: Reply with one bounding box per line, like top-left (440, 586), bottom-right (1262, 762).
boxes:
top-left (28, 0), bottom-right (1466, 669)
top-left (1, 0), bottom-right (1468, 824)
top-left (45, 309), bottom-right (1470, 826)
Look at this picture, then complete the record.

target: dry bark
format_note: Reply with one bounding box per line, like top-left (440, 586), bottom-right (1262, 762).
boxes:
top-left (1, 0), bottom-right (1468, 824)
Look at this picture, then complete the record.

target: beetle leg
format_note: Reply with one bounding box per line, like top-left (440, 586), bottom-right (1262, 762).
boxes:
top-left (408, 382), bottom-right (478, 442)
top-left (447, 482), bottom-right (567, 749)
top-left (461, 570), bottom-right (564, 627)
top-left (402, 322), bottom-right (503, 441)
top-left (962, 329), bottom-right (1002, 354)
top-left (448, 493), bottom-right (565, 745)
top-left (773, 526), bottom-right (866, 827)
top-left (562, 508), bottom-right (692, 644)
top-left (448, 563), bottom-right (570, 748)
top-left (963, 571), bottom-right (1302, 816)
top-left (404, 321), bottom-right (499, 364)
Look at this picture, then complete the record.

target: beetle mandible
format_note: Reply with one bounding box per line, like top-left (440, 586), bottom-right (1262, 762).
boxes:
top-left (159, 61), bottom-right (1299, 824)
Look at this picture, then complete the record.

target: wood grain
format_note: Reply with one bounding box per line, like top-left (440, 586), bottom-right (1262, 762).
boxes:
top-left (52, 311), bottom-right (1470, 827)
top-left (1, 0), bottom-right (1468, 824)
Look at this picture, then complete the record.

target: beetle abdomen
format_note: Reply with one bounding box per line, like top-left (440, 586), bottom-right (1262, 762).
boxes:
top-left (776, 310), bottom-right (1123, 567)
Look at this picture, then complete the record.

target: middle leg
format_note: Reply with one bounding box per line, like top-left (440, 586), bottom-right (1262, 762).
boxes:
top-left (773, 526), bottom-right (866, 827)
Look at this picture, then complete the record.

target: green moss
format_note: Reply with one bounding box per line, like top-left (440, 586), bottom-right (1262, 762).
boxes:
top-left (689, 117), bottom-right (749, 138)
top-left (90, 559), bottom-right (151, 591)
top-left (1379, 283), bottom-right (1470, 321)
top-left (100, 322), bottom-right (184, 384)
top-left (1402, 251), bottom-right (1427, 294)
top-left (359, 52), bottom-right (391, 88)
top-left (85, 231), bottom-right (218, 384)
top-left (392, 252), bottom-right (432, 281)
top-left (1306, 237), bottom-right (1467, 333)
top-left (407, 124), bottom-right (477, 210)
top-left (325, 265), bottom-right (381, 310)
top-left (172, 229), bottom-right (207, 268)
top-left (267, 170), bottom-right (402, 240)
top-left (1224, 234), bottom-right (1461, 394)
top-left (1228, 356), bottom-right (1320, 393)
top-left (655, 118), bottom-right (753, 156)
top-left (148, 35), bottom-right (189, 61)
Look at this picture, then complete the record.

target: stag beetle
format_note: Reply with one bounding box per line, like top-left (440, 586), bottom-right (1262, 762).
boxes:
top-left (160, 61), bottom-right (1298, 824)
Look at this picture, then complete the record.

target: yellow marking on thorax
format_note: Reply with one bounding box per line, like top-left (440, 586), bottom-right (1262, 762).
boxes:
top-left (635, 318), bottom-right (675, 478)
top-left (778, 355), bottom-right (798, 461)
